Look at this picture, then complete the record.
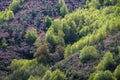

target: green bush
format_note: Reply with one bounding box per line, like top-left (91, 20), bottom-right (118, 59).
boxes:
top-left (25, 28), bottom-right (38, 44)
top-left (79, 46), bottom-right (98, 63)
top-left (37, 55), bottom-right (48, 65)
top-left (34, 37), bottom-right (41, 47)
top-left (86, 0), bottom-right (101, 9)
top-left (60, 5), bottom-right (68, 17)
top-left (5, 9), bottom-right (14, 21)
top-left (42, 69), bottom-right (67, 80)
top-left (114, 64), bottom-right (120, 80)
top-left (63, 20), bottom-right (78, 43)
top-left (28, 75), bottom-right (41, 80)
top-left (79, 26), bottom-right (90, 36)
top-left (34, 43), bottom-right (50, 64)
top-left (0, 9), bottom-right (14, 23)
top-left (1, 38), bottom-right (8, 49)
top-left (59, 0), bottom-right (68, 17)
top-left (6, 59), bottom-right (47, 80)
top-left (96, 52), bottom-right (114, 70)
top-left (118, 46), bottom-right (120, 55)
top-left (9, 0), bottom-right (21, 12)
top-left (56, 45), bottom-right (65, 58)
top-left (45, 15), bottom-right (52, 27)
top-left (45, 19), bottom-right (65, 48)
top-left (35, 43), bottom-right (50, 57)
top-left (50, 69), bottom-right (67, 80)
top-left (46, 0), bottom-right (120, 58)
top-left (89, 70), bottom-right (116, 80)
top-left (42, 70), bottom-right (51, 80)
top-left (115, 7), bottom-right (120, 16)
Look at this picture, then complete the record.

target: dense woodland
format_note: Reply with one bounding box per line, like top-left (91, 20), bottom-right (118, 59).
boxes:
top-left (0, 0), bottom-right (120, 80)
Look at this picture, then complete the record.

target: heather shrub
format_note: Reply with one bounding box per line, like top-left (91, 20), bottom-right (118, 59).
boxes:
top-left (34, 43), bottom-right (50, 57)
top-left (79, 46), bottom-right (99, 63)
top-left (34, 43), bottom-right (50, 64)
top-left (55, 45), bottom-right (65, 58)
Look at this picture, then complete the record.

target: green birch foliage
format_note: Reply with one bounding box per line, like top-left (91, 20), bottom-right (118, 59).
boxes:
top-left (59, 0), bottom-right (68, 17)
top-left (25, 28), bottom-right (38, 44)
top-left (79, 46), bottom-right (99, 63)
top-left (114, 64), bottom-right (120, 80)
top-left (96, 52), bottom-right (114, 70)
top-left (89, 70), bottom-right (116, 80)
top-left (50, 69), bottom-right (67, 80)
top-left (42, 70), bottom-right (52, 80)
top-left (9, 0), bottom-right (21, 12)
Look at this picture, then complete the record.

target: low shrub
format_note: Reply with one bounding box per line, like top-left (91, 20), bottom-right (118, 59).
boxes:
top-left (89, 70), bottom-right (116, 80)
top-left (9, 0), bottom-right (20, 12)
top-left (25, 28), bottom-right (38, 44)
top-left (1, 38), bottom-right (8, 49)
top-left (6, 59), bottom-right (47, 80)
top-left (55, 45), bottom-right (65, 58)
top-left (59, 0), bottom-right (68, 17)
top-left (45, 15), bottom-right (52, 28)
top-left (50, 69), bottom-right (67, 80)
top-left (96, 52), bottom-right (114, 70)
top-left (42, 69), bottom-right (67, 80)
top-left (79, 46), bottom-right (99, 63)
top-left (34, 43), bottom-right (50, 57)
top-left (42, 70), bottom-right (51, 80)
top-left (114, 64), bottom-right (120, 80)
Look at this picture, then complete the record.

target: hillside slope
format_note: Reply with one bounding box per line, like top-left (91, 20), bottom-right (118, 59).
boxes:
top-left (0, 0), bottom-right (86, 79)
top-left (0, 0), bottom-right (120, 80)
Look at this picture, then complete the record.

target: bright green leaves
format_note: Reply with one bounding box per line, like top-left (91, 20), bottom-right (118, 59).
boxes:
top-left (42, 69), bottom-right (67, 80)
top-left (6, 59), bottom-right (47, 80)
top-left (9, 0), bottom-right (26, 13)
top-left (79, 46), bottom-right (99, 63)
top-left (96, 52), bottom-right (114, 71)
top-left (25, 28), bottom-right (38, 44)
top-left (1, 38), bottom-right (8, 49)
top-left (9, 0), bottom-right (21, 12)
top-left (45, 19), bottom-right (65, 48)
top-left (58, 0), bottom-right (68, 17)
top-left (0, 9), bottom-right (14, 23)
top-left (50, 69), bottom-right (67, 80)
top-left (89, 70), bottom-right (116, 80)
top-left (114, 64), bottom-right (120, 80)
top-left (45, 15), bottom-right (52, 28)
